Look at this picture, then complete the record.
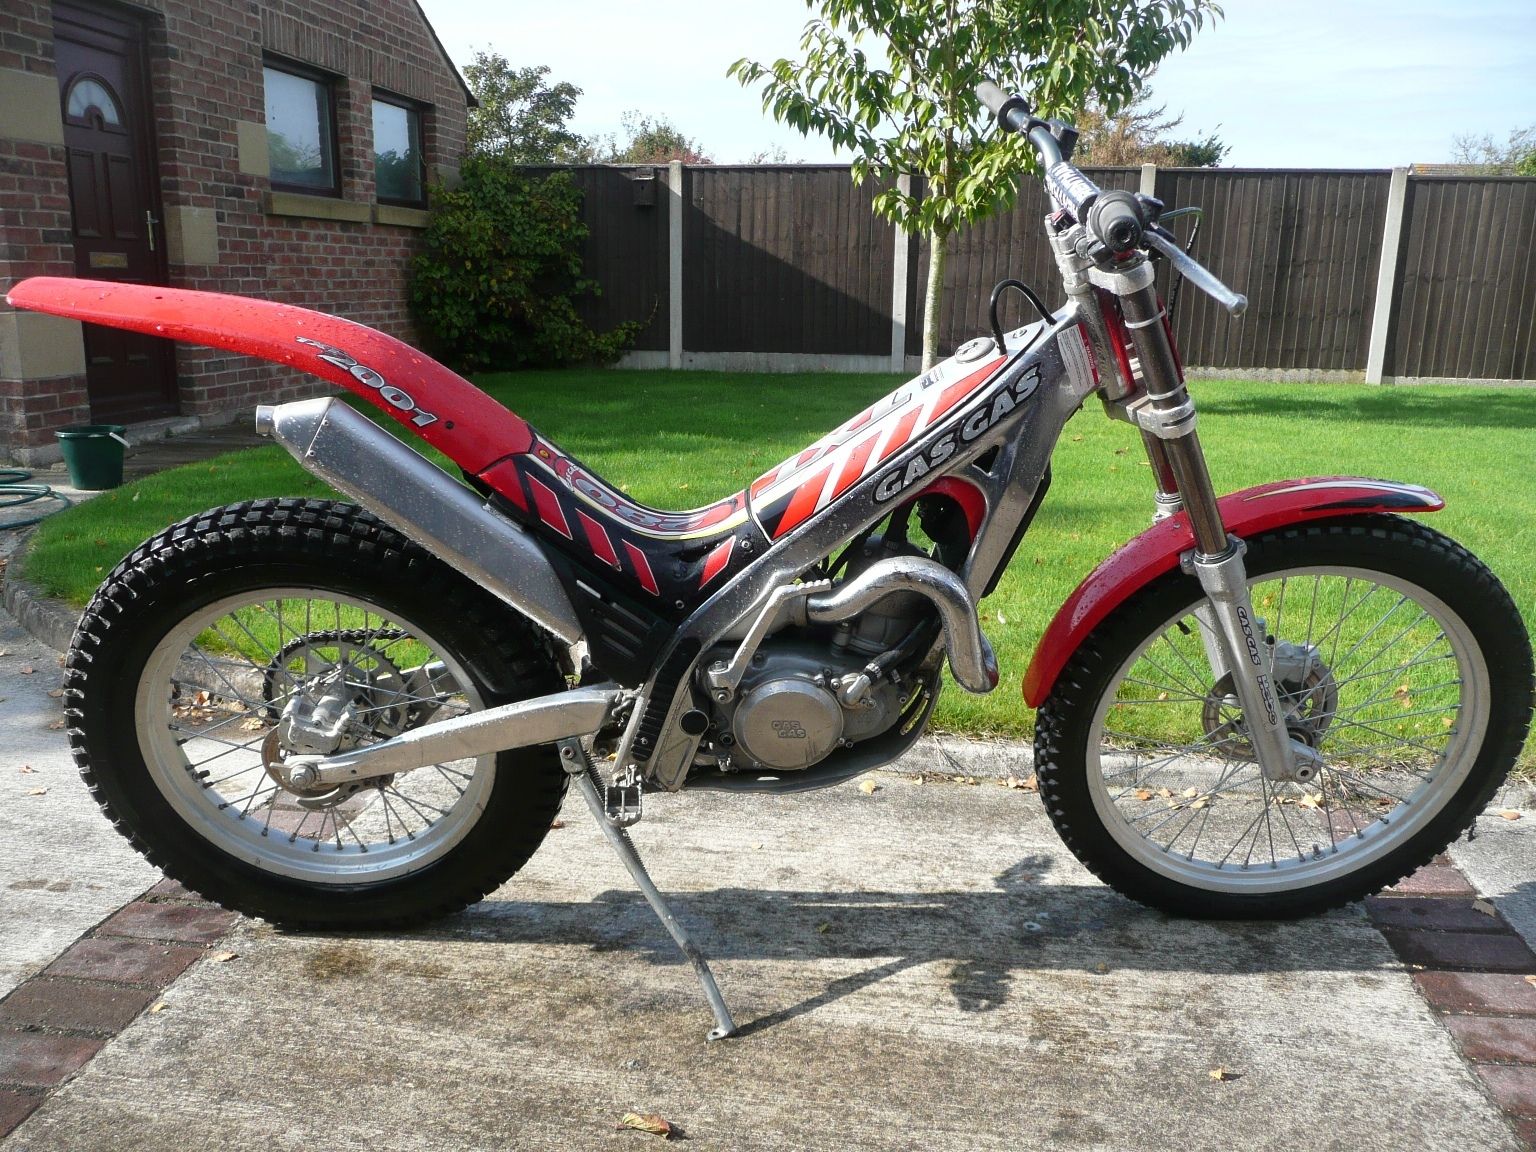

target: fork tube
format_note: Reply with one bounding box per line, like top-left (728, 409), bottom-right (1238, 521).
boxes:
top-left (1140, 431), bottom-right (1182, 521)
top-left (1118, 281), bottom-right (1308, 784)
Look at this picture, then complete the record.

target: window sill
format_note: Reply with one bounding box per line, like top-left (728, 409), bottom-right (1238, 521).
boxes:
top-left (373, 203), bottom-right (430, 228)
top-left (262, 190), bottom-right (372, 223)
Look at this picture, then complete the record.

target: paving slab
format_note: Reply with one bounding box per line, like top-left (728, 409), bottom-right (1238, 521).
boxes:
top-left (6, 772), bottom-right (1520, 1151)
top-left (0, 590), bottom-right (158, 1000)
top-left (1453, 813), bottom-right (1536, 956)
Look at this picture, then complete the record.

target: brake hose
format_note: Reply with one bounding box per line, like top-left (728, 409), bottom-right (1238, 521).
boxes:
top-left (0, 468), bottom-right (71, 529)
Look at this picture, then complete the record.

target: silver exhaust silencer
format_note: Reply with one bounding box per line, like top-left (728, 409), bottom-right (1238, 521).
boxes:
top-left (256, 397), bottom-right (582, 645)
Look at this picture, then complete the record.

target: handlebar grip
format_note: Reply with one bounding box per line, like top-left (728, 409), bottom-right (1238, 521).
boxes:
top-left (1087, 190), bottom-right (1145, 255)
top-left (975, 81), bottom-right (1032, 135)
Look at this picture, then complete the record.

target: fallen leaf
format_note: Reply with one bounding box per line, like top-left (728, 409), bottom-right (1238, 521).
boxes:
top-left (1524, 975), bottom-right (1536, 988)
top-left (1156, 787), bottom-right (1174, 800)
top-left (996, 610), bottom-right (1007, 624)
top-left (18, 765), bottom-right (35, 774)
top-left (858, 779), bottom-right (879, 795)
top-left (549, 819), bottom-right (566, 830)
top-left (27, 787), bottom-right (47, 796)
top-left (1156, 691), bottom-right (1170, 701)
top-left (149, 1002), bottom-right (169, 1014)
top-left (208, 950), bottom-right (239, 963)
top-left (1182, 787), bottom-right (1200, 799)
top-left (47, 719), bottom-right (65, 730)
top-left (1497, 810), bottom-right (1523, 822)
top-left (1472, 899), bottom-right (1497, 917)
top-left (1134, 789), bottom-right (1154, 802)
top-left (1071, 434), bottom-right (1084, 442)
top-left (192, 690), bottom-right (210, 706)
top-left (1005, 774), bottom-right (1038, 792)
top-left (616, 1112), bottom-right (673, 1139)
top-left (1208, 1067), bottom-right (1239, 1082)
top-left (1192, 796), bottom-right (1211, 810)
top-left (1298, 793), bottom-right (1324, 810)
top-left (18, 665), bottom-right (33, 675)
top-left (1093, 961), bottom-right (1110, 975)
top-left (817, 921), bottom-right (831, 934)
top-left (0, 649), bottom-right (9, 657)
top-left (47, 689), bottom-right (64, 698)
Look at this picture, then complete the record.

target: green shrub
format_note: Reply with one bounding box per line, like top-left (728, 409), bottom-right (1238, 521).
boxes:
top-left (409, 159), bottom-right (640, 371)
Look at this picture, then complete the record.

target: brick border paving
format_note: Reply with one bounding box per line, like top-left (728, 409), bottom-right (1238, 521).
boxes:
top-left (0, 879), bottom-right (236, 1138)
top-left (1369, 855), bottom-right (1536, 1150)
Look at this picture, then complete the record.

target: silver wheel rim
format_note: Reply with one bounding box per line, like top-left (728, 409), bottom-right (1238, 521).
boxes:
top-left (1085, 565), bottom-right (1489, 894)
top-left (135, 588), bottom-right (495, 884)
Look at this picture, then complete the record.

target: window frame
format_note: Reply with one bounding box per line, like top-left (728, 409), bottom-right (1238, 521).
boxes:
top-left (262, 56), bottom-right (342, 198)
top-left (371, 92), bottom-right (428, 209)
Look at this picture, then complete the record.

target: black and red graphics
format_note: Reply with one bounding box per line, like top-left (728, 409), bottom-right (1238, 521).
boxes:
top-left (477, 436), bottom-right (759, 615)
top-left (473, 353), bottom-right (1008, 615)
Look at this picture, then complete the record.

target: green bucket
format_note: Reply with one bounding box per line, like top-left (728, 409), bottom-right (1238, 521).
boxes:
top-left (56, 424), bottom-right (128, 490)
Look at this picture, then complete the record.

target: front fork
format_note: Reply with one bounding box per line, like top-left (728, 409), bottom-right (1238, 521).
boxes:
top-left (1115, 275), bottom-right (1320, 784)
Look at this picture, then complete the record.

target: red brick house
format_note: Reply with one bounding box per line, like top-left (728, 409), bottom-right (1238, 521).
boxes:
top-left (0, 0), bottom-right (470, 463)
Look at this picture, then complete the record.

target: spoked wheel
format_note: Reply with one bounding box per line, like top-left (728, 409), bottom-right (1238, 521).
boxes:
top-left (66, 499), bottom-right (569, 929)
top-left (1035, 516), bottom-right (1533, 918)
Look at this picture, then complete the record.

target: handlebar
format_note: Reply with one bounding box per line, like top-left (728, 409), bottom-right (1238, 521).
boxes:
top-left (977, 81), bottom-right (1247, 318)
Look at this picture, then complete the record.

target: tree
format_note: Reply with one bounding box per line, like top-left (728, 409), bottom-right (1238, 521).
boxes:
top-left (580, 111), bottom-right (712, 165)
top-left (464, 52), bottom-right (586, 162)
top-left (409, 158), bottom-right (640, 371)
top-left (1073, 88), bottom-right (1227, 167)
top-left (730, 0), bottom-right (1221, 368)
top-left (1451, 126), bottom-right (1536, 176)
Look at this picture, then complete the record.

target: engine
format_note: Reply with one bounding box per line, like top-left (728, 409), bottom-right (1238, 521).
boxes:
top-left (698, 540), bottom-right (935, 773)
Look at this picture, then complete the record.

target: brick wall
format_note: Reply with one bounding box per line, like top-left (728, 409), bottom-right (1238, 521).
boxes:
top-left (0, 0), bottom-right (468, 460)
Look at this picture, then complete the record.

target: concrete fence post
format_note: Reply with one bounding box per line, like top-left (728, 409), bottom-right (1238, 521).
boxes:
top-left (890, 174), bottom-right (912, 373)
top-left (1365, 166), bottom-right (1410, 385)
top-left (668, 161), bottom-right (684, 370)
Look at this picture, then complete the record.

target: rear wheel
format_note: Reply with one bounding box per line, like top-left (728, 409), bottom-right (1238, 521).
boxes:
top-left (66, 498), bottom-right (570, 929)
top-left (1035, 516), bottom-right (1533, 918)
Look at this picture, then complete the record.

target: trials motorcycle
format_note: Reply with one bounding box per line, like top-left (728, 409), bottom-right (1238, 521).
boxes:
top-left (8, 84), bottom-right (1531, 1040)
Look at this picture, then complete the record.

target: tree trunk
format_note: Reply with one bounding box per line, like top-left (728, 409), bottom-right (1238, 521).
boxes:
top-left (922, 224), bottom-right (951, 371)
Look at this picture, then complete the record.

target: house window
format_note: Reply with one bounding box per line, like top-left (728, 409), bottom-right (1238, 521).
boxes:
top-left (373, 96), bottom-right (425, 206)
top-left (263, 61), bottom-right (339, 195)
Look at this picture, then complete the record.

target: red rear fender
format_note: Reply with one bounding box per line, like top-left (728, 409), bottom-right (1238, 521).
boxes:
top-left (1021, 477), bottom-right (1445, 707)
top-left (4, 278), bottom-right (533, 472)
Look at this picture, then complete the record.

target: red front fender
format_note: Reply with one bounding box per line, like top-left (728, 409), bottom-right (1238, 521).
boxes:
top-left (4, 278), bottom-right (534, 472)
top-left (1021, 477), bottom-right (1445, 707)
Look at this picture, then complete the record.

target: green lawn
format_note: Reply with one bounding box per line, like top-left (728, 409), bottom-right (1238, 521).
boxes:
top-left (19, 369), bottom-right (1536, 745)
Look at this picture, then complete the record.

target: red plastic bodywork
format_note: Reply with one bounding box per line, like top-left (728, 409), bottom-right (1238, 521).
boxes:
top-left (1021, 477), bottom-right (1446, 707)
top-left (5, 278), bottom-right (534, 471)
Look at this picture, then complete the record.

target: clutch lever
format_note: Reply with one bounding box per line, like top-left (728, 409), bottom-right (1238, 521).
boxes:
top-left (1143, 226), bottom-right (1248, 318)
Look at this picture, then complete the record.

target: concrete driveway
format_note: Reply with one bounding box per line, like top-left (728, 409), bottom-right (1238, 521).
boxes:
top-left (0, 548), bottom-right (1531, 1150)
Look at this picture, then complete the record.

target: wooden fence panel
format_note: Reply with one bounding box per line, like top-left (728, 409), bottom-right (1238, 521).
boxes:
top-left (1388, 178), bottom-right (1536, 380)
top-left (682, 167), bottom-right (895, 356)
top-left (527, 165), bottom-right (670, 352)
top-left (1151, 169), bottom-right (1389, 371)
top-left (905, 168), bottom-right (1140, 358)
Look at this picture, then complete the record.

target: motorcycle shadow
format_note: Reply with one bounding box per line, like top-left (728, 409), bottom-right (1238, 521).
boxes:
top-left (378, 854), bottom-right (1388, 1033)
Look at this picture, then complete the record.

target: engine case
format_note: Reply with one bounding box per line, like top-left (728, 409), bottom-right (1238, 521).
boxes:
top-left (706, 638), bottom-right (906, 772)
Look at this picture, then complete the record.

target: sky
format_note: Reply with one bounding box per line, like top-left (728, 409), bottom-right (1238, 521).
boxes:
top-left (417, 0), bottom-right (1536, 168)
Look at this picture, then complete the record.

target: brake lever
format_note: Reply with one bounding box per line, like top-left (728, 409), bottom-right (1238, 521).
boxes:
top-left (1143, 226), bottom-right (1248, 318)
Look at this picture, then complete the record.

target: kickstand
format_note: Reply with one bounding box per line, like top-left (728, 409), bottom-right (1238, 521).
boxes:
top-left (560, 741), bottom-right (738, 1041)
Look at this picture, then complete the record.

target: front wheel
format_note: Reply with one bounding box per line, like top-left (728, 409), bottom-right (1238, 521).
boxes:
top-left (1035, 516), bottom-right (1533, 918)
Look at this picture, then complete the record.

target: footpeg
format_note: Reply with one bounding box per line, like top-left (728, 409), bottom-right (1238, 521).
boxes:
top-left (605, 766), bottom-right (643, 827)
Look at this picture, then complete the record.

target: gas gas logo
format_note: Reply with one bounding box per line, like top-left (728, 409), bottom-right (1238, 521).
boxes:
top-left (873, 365), bottom-right (1040, 503)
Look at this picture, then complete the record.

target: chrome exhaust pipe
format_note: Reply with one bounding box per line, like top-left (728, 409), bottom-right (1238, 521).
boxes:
top-left (256, 398), bottom-right (583, 645)
top-left (286, 686), bottom-right (622, 788)
top-left (801, 555), bottom-right (999, 693)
